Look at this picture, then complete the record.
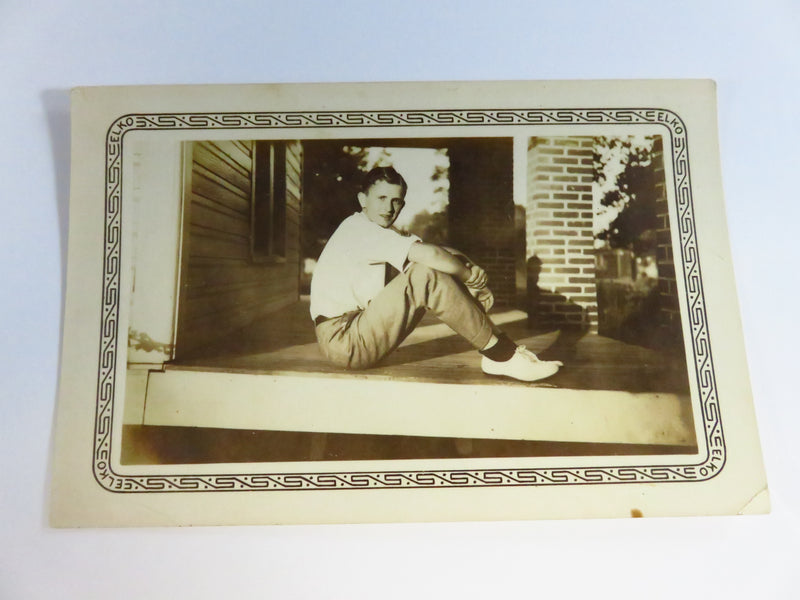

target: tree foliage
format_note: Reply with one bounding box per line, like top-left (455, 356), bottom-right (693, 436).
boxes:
top-left (301, 141), bottom-right (367, 260)
top-left (406, 208), bottom-right (448, 245)
top-left (593, 137), bottom-right (660, 255)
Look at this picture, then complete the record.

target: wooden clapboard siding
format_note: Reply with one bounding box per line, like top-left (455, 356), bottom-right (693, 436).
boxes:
top-left (287, 176), bottom-right (301, 200)
top-left (192, 169), bottom-right (250, 214)
top-left (207, 140), bottom-right (252, 174)
top-left (175, 139), bottom-right (303, 358)
top-left (286, 142), bottom-right (302, 178)
top-left (187, 262), bottom-right (284, 288)
top-left (183, 291), bottom-right (296, 336)
top-left (189, 230), bottom-right (251, 261)
top-left (286, 183), bottom-right (301, 214)
top-left (285, 140), bottom-right (303, 260)
top-left (183, 279), bottom-right (296, 321)
top-left (193, 143), bottom-right (251, 193)
top-left (285, 141), bottom-right (302, 258)
top-left (190, 191), bottom-right (248, 221)
top-left (190, 202), bottom-right (250, 238)
top-left (231, 139), bottom-right (251, 157)
top-left (177, 295), bottom-right (300, 354)
top-left (287, 180), bottom-right (301, 203)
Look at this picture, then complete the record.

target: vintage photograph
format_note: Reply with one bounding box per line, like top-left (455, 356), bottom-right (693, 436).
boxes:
top-left (122, 133), bottom-right (696, 465)
top-left (50, 80), bottom-right (766, 526)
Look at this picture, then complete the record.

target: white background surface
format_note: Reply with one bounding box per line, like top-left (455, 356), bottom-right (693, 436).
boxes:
top-left (2, 1), bottom-right (798, 597)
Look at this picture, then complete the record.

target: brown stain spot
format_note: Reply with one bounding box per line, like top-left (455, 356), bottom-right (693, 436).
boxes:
top-left (630, 509), bottom-right (644, 518)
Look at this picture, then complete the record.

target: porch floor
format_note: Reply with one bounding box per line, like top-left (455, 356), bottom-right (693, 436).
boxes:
top-left (172, 297), bottom-right (691, 396)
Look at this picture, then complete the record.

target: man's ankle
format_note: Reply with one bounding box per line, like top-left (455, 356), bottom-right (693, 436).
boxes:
top-left (479, 334), bottom-right (516, 362)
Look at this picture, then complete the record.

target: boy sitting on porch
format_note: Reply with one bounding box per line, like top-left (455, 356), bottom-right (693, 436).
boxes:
top-left (310, 166), bottom-right (563, 382)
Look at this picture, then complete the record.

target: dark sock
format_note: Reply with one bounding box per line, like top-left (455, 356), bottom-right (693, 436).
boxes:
top-left (480, 333), bottom-right (516, 362)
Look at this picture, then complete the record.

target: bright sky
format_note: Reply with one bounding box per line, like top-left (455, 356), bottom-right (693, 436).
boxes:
top-left (356, 147), bottom-right (450, 230)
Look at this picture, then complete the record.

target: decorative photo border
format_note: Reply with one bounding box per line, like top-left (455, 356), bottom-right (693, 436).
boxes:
top-left (95, 108), bottom-right (725, 493)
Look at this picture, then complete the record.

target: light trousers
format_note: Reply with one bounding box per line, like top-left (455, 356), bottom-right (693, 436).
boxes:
top-left (315, 263), bottom-right (495, 370)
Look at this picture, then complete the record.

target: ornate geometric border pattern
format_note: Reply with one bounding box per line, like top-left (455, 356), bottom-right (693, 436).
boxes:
top-left (95, 109), bottom-right (725, 493)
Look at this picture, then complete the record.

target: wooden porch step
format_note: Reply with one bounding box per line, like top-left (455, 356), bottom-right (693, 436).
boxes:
top-left (140, 368), bottom-right (695, 446)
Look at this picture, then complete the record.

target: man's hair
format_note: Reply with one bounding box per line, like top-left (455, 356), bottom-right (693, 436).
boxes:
top-left (361, 166), bottom-right (408, 197)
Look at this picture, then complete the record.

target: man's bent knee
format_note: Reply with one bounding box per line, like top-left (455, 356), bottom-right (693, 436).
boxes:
top-left (406, 262), bottom-right (457, 293)
top-left (405, 262), bottom-right (438, 282)
top-left (406, 262), bottom-right (470, 301)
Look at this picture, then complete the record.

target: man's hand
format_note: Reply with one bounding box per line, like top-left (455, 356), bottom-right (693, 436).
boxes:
top-left (463, 263), bottom-right (492, 311)
top-left (468, 284), bottom-right (494, 312)
top-left (464, 264), bottom-right (488, 289)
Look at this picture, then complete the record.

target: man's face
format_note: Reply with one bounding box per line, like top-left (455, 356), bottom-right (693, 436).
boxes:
top-left (358, 180), bottom-right (406, 228)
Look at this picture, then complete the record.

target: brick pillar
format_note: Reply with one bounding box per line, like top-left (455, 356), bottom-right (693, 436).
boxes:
top-left (526, 137), bottom-right (597, 331)
top-left (652, 137), bottom-right (682, 347)
top-left (448, 139), bottom-right (516, 306)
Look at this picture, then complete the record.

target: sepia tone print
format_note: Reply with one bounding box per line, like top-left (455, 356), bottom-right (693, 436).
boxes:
top-left (118, 124), bottom-right (701, 475)
top-left (51, 81), bottom-right (764, 526)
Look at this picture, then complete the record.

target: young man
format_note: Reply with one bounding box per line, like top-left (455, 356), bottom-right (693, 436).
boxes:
top-left (310, 166), bottom-right (563, 382)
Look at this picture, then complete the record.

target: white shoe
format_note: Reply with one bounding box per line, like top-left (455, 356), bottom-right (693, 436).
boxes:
top-left (481, 345), bottom-right (563, 382)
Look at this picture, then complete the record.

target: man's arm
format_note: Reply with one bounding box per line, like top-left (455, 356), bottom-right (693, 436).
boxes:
top-left (407, 242), bottom-right (487, 288)
top-left (441, 246), bottom-right (471, 263)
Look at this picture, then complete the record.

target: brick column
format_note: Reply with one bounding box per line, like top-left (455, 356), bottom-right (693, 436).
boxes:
top-left (526, 137), bottom-right (597, 331)
top-left (448, 139), bottom-right (516, 306)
